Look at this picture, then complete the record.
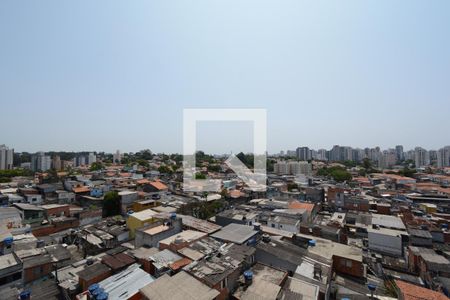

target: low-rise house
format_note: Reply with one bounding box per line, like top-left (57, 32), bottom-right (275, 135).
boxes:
top-left (233, 263), bottom-right (287, 300)
top-left (159, 230), bottom-right (207, 251)
top-left (368, 227), bottom-right (407, 257)
top-left (395, 279), bottom-right (448, 300)
top-left (22, 254), bottom-right (53, 283)
top-left (141, 180), bottom-right (168, 194)
top-left (13, 203), bottom-right (45, 225)
top-left (372, 213), bottom-right (407, 231)
top-left (279, 276), bottom-right (320, 300)
top-left (344, 196), bottom-right (369, 212)
top-left (55, 190), bottom-right (76, 204)
top-left (126, 246), bottom-right (160, 273)
top-left (408, 246), bottom-right (450, 288)
top-left (0, 253), bottom-right (22, 287)
top-left (23, 193), bottom-right (43, 205)
top-left (77, 262), bottom-right (112, 291)
top-left (288, 201), bottom-right (317, 222)
top-left (184, 243), bottom-right (256, 299)
top-left (118, 190), bottom-right (139, 214)
top-left (101, 253), bottom-right (135, 272)
top-left (178, 214), bottom-right (222, 234)
top-left (96, 263), bottom-right (154, 300)
top-left (41, 204), bottom-right (70, 218)
top-left (409, 228), bottom-right (433, 247)
top-left (148, 249), bottom-right (183, 277)
top-left (126, 209), bottom-right (159, 238)
top-left (177, 237), bottom-right (223, 262)
top-left (132, 199), bottom-right (159, 212)
top-left (135, 217), bottom-right (183, 248)
top-left (215, 209), bottom-right (259, 227)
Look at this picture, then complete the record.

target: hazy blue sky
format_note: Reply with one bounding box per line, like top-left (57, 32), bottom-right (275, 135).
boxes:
top-left (1, 1), bottom-right (449, 154)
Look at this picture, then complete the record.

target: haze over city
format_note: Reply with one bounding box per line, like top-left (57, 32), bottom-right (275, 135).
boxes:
top-left (1, 1), bottom-right (450, 153)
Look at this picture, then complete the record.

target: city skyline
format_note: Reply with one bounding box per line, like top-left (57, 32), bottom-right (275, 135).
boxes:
top-left (5, 143), bottom-right (450, 155)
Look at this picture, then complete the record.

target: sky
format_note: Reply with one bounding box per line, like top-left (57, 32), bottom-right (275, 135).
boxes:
top-left (1, 1), bottom-right (449, 154)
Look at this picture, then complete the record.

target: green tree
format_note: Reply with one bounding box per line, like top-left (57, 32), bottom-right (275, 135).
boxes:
top-left (317, 166), bottom-right (352, 182)
top-left (158, 165), bottom-right (173, 174)
top-left (195, 173), bottom-right (206, 180)
top-left (103, 191), bottom-right (121, 217)
top-left (90, 162), bottom-right (104, 171)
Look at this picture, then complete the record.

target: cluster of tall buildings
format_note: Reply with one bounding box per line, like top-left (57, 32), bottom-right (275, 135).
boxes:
top-left (280, 145), bottom-right (450, 169)
top-left (30, 152), bottom-right (51, 172)
top-left (0, 144), bottom-right (14, 170)
top-left (273, 160), bottom-right (312, 176)
top-left (73, 153), bottom-right (96, 167)
top-left (27, 152), bottom-right (97, 172)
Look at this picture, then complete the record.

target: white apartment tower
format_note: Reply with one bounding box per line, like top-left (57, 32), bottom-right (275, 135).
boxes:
top-left (88, 152), bottom-right (97, 165)
top-left (414, 147), bottom-right (430, 168)
top-left (0, 144), bottom-right (14, 170)
top-left (437, 146), bottom-right (450, 168)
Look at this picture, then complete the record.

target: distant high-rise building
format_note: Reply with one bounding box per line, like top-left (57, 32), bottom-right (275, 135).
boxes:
top-left (395, 145), bottom-right (404, 162)
top-left (437, 146), bottom-right (450, 168)
top-left (274, 161), bottom-right (289, 175)
top-left (0, 144), bottom-right (14, 170)
top-left (414, 147), bottom-right (430, 168)
top-left (274, 160), bottom-right (311, 176)
top-left (330, 145), bottom-right (341, 162)
top-left (31, 152), bottom-right (51, 172)
top-left (73, 156), bottom-right (84, 167)
top-left (88, 152), bottom-right (96, 165)
top-left (289, 161), bottom-right (312, 176)
top-left (113, 150), bottom-right (122, 164)
top-left (52, 155), bottom-right (62, 170)
top-left (404, 150), bottom-right (415, 161)
top-left (379, 149), bottom-right (397, 169)
top-left (296, 147), bottom-right (311, 161)
top-left (286, 150), bottom-right (296, 157)
top-left (317, 149), bottom-right (328, 161)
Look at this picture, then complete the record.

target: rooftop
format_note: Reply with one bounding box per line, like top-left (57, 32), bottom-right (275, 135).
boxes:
top-left (140, 271), bottom-right (220, 300)
top-left (280, 276), bottom-right (320, 300)
top-left (144, 224), bottom-right (170, 235)
top-left (159, 230), bottom-right (207, 246)
top-left (307, 236), bottom-right (363, 262)
top-left (76, 262), bottom-right (111, 281)
top-left (408, 229), bottom-right (433, 239)
top-left (395, 279), bottom-right (448, 300)
top-left (22, 254), bottom-right (53, 269)
top-left (150, 249), bottom-right (182, 270)
top-left (129, 209), bottom-right (158, 221)
top-left (210, 223), bottom-right (257, 244)
top-left (99, 264), bottom-right (154, 300)
top-left (127, 246), bottom-right (160, 260)
top-left (13, 203), bottom-right (44, 211)
top-left (178, 214), bottom-right (222, 234)
top-left (0, 253), bottom-right (20, 270)
top-left (371, 214), bottom-right (406, 230)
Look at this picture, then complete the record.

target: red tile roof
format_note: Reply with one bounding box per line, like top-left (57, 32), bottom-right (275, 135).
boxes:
top-left (169, 257), bottom-right (192, 271)
top-left (395, 280), bottom-right (448, 300)
top-left (288, 201), bottom-right (315, 212)
top-left (72, 186), bottom-right (90, 193)
top-left (149, 181), bottom-right (168, 191)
